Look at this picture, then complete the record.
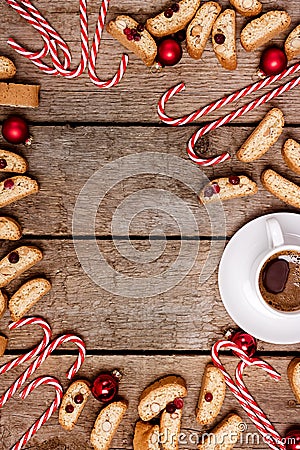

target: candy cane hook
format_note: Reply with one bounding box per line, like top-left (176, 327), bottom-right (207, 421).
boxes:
top-left (88, 0), bottom-right (129, 88)
top-left (11, 376), bottom-right (63, 450)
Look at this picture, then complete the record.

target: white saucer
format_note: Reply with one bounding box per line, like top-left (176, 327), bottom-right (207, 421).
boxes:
top-left (218, 212), bottom-right (300, 345)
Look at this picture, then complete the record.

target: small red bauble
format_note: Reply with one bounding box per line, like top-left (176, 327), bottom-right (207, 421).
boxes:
top-left (285, 430), bottom-right (300, 450)
top-left (259, 47), bottom-right (287, 76)
top-left (2, 116), bottom-right (30, 145)
top-left (91, 373), bottom-right (119, 403)
top-left (157, 38), bottom-right (182, 67)
top-left (231, 331), bottom-right (257, 357)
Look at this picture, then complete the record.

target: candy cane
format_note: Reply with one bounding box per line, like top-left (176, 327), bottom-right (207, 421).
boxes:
top-left (187, 73), bottom-right (300, 166)
top-left (0, 334), bottom-right (85, 408)
top-left (211, 340), bottom-right (282, 450)
top-left (158, 62), bottom-right (300, 126)
top-left (236, 360), bottom-right (285, 450)
top-left (11, 376), bottom-right (63, 450)
top-left (48, 0), bottom-right (88, 78)
top-left (88, 0), bottom-right (129, 88)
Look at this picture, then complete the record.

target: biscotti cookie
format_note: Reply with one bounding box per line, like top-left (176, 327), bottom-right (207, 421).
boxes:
top-left (0, 246), bottom-right (43, 288)
top-left (90, 400), bottom-right (128, 450)
top-left (261, 169), bottom-right (300, 209)
top-left (0, 336), bottom-right (7, 356)
top-left (0, 217), bottom-right (22, 240)
top-left (160, 407), bottom-right (182, 450)
top-left (0, 57), bottom-right (16, 80)
top-left (0, 176), bottom-right (39, 208)
top-left (59, 380), bottom-right (91, 431)
top-left (288, 358), bottom-right (300, 403)
top-left (285, 25), bottom-right (300, 61)
top-left (229, 0), bottom-right (262, 17)
top-left (237, 108), bottom-right (284, 162)
top-left (198, 413), bottom-right (243, 449)
top-left (282, 139), bottom-right (300, 175)
top-left (187, 2), bottom-right (221, 60)
top-left (146, 0), bottom-right (200, 38)
top-left (0, 289), bottom-right (7, 319)
top-left (0, 150), bottom-right (28, 173)
top-left (212, 9), bottom-right (237, 70)
top-left (240, 11), bottom-right (291, 52)
top-left (133, 421), bottom-right (160, 450)
top-left (196, 364), bottom-right (226, 425)
top-left (107, 16), bottom-right (157, 67)
top-left (0, 83), bottom-right (40, 108)
top-left (199, 175), bottom-right (258, 204)
top-left (9, 278), bottom-right (51, 321)
top-left (138, 376), bottom-right (187, 421)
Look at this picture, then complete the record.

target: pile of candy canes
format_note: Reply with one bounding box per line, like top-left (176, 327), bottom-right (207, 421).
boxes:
top-left (0, 316), bottom-right (85, 450)
top-left (4, 0), bottom-right (128, 88)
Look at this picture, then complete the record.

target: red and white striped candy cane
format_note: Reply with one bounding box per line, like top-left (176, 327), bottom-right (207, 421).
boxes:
top-left (11, 376), bottom-right (63, 450)
top-left (88, 0), bottom-right (129, 88)
top-left (211, 340), bottom-right (282, 450)
top-left (236, 360), bottom-right (285, 450)
top-left (187, 73), bottom-right (300, 166)
top-left (49, 0), bottom-right (88, 78)
top-left (0, 334), bottom-right (85, 408)
top-left (0, 317), bottom-right (52, 377)
top-left (158, 62), bottom-right (300, 126)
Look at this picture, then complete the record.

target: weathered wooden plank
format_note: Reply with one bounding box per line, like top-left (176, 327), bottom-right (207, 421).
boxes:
top-left (0, 125), bottom-right (298, 237)
top-left (0, 355), bottom-right (297, 449)
top-left (0, 0), bottom-right (299, 123)
top-left (0, 238), bottom-right (299, 353)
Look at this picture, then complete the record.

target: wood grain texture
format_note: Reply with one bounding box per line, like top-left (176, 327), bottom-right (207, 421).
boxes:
top-left (0, 125), bottom-right (299, 237)
top-left (0, 355), bottom-right (297, 449)
top-left (0, 0), bottom-right (299, 123)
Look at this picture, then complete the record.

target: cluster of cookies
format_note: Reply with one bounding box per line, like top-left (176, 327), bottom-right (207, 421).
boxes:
top-left (199, 108), bottom-right (300, 210)
top-left (0, 148), bottom-right (51, 351)
top-left (0, 56), bottom-right (39, 108)
top-left (106, 1), bottom-right (300, 70)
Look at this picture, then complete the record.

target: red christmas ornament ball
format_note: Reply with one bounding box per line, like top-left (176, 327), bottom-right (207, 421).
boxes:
top-left (157, 38), bottom-right (182, 66)
top-left (285, 430), bottom-right (300, 450)
top-left (91, 373), bottom-right (119, 403)
top-left (259, 47), bottom-right (287, 76)
top-left (2, 115), bottom-right (30, 145)
top-left (231, 331), bottom-right (257, 357)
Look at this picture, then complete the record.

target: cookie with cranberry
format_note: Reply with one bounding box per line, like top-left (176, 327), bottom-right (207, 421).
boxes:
top-left (212, 9), bottom-right (237, 70)
top-left (199, 175), bottom-right (258, 204)
top-left (196, 364), bottom-right (226, 425)
top-left (59, 380), bottom-right (91, 431)
top-left (187, 2), bottom-right (221, 60)
top-left (0, 176), bottom-right (38, 208)
top-left (107, 16), bottom-right (157, 67)
top-left (146, 0), bottom-right (200, 38)
top-left (0, 246), bottom-right (43, 288)
top-left (0, 150), bottom-right (28, 173)
top-left (229, 0), bottom-right (262, 17)
top-left (160, 407), bottom-right (182, 450)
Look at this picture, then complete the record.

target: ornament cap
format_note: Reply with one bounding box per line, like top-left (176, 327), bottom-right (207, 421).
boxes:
top-left (112, 369), bottom-right (123, 381)
top-left (25, 135), bottom-right (33, 146)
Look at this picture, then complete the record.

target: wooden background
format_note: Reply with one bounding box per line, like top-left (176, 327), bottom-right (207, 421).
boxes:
top-left (0, 0), bottom-right (299, 448)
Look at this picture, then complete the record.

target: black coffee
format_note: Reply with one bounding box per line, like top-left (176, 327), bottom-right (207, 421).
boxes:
top-left (259, 250), bottom-right (300, 312)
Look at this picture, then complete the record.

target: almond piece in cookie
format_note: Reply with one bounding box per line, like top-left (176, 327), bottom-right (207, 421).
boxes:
top-left (146, 0), bottom-right (200, 38)
top-left (288, 358), bottom-right (300, 403)
top-left (0, 56), bottom-right (16, 80)
top-left (138, 376), bottom-right (187, 422)
top-left (107, 16), bottom-right (157, 67)
top-left (0, 150), bottom-right (28, 173)
top-left (0, 246), bottom-right (43, 288)
top-left (0, 176), bottom-right (38, 208)
top-left (237, 108), bottom-right (284, 162)
top-left (261, 169), bottom-right (300, 209)
top-left (199, 175), bottom-right (258, 204)
top-left (282, 139), bottom-right (300, 176)
top-left (160, 407), bottom-right (182, 450)
top-left (198, 413), bottom-right (244, 449)
top-left (241, 10), bottom-right (291, 52)
top-left (212, 9), bottom-right (237, 70)
top-left (133, 421), bottom-right (160, 450)
top-left (0, 217), bottom-right (22, 240)
top-left (90, 400), bottom-right (128, 450)
top-left (229, 0), bottom-right (262, 17)
top-left (285, 24), bottom-right (300, 61)
top-left (187, 2), bottom-right (222, 60)
top-left (196, 364), bottom-right (226, 425)
top-left (9, 278), bottom-right (51, 321)
top-left (59, 380), bottom-right (91, 431)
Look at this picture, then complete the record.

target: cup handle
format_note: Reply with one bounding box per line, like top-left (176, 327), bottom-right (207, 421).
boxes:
top-left (266, 218), bottom-right (284, 248)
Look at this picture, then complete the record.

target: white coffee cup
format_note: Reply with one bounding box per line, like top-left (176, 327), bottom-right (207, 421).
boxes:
top-left (251, 218), bottom-right (300, 317)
